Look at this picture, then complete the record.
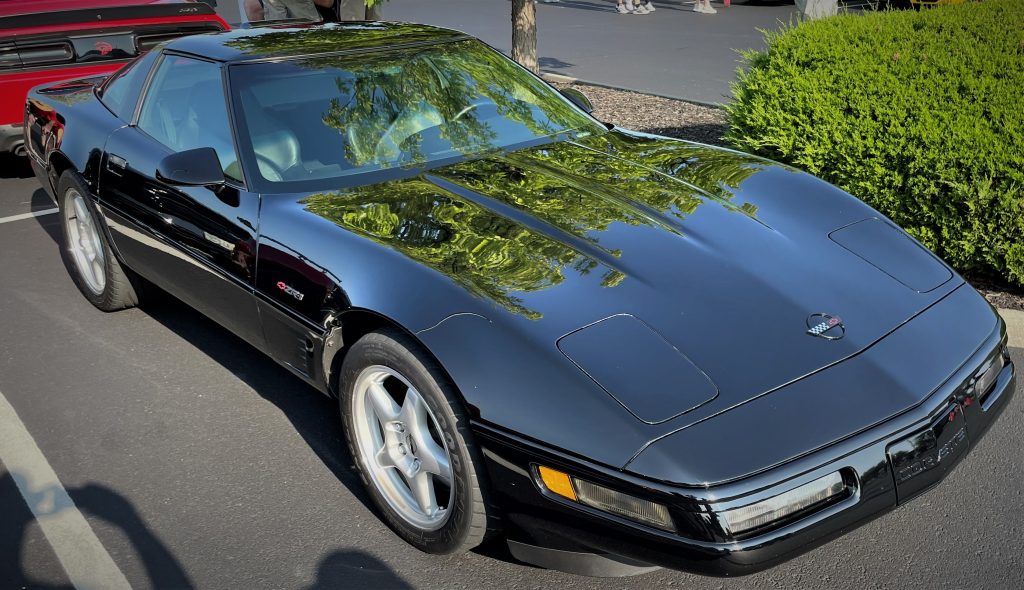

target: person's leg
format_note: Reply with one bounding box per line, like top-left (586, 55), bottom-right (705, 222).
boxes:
top-left (693, 0), bottom-right (716, 13)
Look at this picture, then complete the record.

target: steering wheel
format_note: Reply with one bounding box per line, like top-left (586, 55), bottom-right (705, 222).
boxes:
top-left (256, 154), bottom-right (286, 182)
top-left (374, 107), bottom-right (444, 163)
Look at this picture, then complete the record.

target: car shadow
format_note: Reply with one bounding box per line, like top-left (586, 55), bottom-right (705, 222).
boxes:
top-left (306, 550), bottom-right (414, 589)
top-left (30, 209), bottom-right (530, 572)
top-left (29, 186), bottom-right (371, 516)
top-left (137, 290), bottom-right (527, 568)
top-left (0, 153), bottom-right (33, 180)
top-left (137, 289), bottom-right (377, 515)
top-left (0, 471), bottom-right (191, 588)
top-left (3, 469), bottom-right (420, 588)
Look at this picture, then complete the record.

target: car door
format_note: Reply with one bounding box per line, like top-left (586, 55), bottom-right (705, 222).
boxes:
top-left (98, 52), bottom-right (264, 348)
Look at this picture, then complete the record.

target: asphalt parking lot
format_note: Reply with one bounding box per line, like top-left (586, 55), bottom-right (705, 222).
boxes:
top-left (386, 0), bottom-right (798, 105)
top-left (1, 153), bottom-right (1022, 589)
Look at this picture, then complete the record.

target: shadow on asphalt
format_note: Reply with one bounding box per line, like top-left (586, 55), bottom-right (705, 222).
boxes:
top-left (30, 184), bottom-right (377, 518)
top-left (544, 1), bottom-right (625, 15)
top-left (0, 472), bottom-right (190, 588)
top-left (31, 203), bottom-right (533, 575)
top-left (135, 292), bottom-right (530, 569)
top-left (32, 186), bottom-right (57, 211)
top-left (0, 153), bottom-right (33, 180)
top-left (539, 56), bottom-right (575, 71)
top-left (307, 550), bottom-right (414, 589)
top-left (138, 289), bottom-right (378, 516)
top-left (33, 188), bottom-right (63, 251)
top-left (32, 194), bottom-right (380, 519)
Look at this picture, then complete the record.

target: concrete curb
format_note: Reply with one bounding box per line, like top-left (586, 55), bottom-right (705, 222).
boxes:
top-left (999, 308), bottom-right (1024, 349)
top-left (540, 71), bottom-right (728, 110)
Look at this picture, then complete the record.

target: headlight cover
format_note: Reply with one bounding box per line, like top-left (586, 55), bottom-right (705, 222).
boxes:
top-left (717, 472), bottom-right (847, 537)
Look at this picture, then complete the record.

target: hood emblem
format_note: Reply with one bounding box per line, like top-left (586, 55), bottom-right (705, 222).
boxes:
top-left (806, 313), bottom-right (844, 340)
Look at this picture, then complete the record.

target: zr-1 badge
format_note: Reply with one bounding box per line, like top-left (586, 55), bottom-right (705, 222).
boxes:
top-left (276, 281), bottom-right (304, 301)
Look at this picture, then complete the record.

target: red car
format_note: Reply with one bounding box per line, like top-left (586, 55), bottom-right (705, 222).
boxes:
top-left (1, 0), bottom-right (228, 155)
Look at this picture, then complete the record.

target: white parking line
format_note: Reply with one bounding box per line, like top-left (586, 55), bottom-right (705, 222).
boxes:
top-left (0, 208), bottom-right (59, 225)
top-left (0, 390), bottom-right (131, 590)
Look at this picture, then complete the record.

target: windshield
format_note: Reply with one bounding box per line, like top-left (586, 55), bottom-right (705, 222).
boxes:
top-left (228, 39), bottom-right (603, 189)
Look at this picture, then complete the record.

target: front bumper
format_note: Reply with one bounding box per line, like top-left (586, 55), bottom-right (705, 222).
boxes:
top-left (475, 323), bottom-right (1015, 576)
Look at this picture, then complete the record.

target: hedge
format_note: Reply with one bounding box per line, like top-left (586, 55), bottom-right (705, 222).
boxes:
top-left (726, 1), bottom-right (1024, 286)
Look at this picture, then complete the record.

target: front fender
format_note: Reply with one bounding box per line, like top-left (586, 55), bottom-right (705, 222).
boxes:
top-left (415, 311), bottom-right (665, 470)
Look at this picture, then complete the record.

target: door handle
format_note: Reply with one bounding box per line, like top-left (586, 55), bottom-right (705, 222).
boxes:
top-left (107, 153), bottom-right (127, 172)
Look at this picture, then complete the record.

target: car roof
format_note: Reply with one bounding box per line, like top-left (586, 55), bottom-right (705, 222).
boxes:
top-left (0, 0), bottom-right (189, 18)
top-left (166, 22), bottom-right (469, 64)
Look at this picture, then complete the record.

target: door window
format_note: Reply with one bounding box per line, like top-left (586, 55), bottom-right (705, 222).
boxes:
top-left (138, 55), bottom-right (241, 182)
top-left (99, 50), bottom-right (158, 121)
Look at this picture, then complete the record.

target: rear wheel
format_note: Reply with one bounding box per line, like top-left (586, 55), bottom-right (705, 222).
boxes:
top-left (340, 329), bottom-right (495, 554)
top-left (57, 170), bottom-right (140, 311)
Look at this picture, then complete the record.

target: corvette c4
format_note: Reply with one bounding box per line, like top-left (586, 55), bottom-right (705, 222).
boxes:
top-left (24, 23), bottom-right (1014, 576)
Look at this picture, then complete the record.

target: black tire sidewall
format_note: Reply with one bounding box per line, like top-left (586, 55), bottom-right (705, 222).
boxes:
top-left (340, 330), bottom-right (486, 554)
top-left (56, 170), bottom-right (134, 310)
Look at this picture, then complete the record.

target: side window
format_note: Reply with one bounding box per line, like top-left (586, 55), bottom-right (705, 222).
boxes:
top-left (137, 55), bottom-right (240, 182)
top-left (98, 50), bottom-right (158, 120)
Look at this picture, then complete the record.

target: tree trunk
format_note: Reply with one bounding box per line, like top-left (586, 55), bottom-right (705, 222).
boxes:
top-left (366, 1), bottom-right (383, 20)
top-left (511, 0), bottom-right (538, 75)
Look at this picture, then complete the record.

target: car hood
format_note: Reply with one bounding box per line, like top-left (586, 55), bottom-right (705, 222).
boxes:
top-left (300, 130), bottom-right (962, 441)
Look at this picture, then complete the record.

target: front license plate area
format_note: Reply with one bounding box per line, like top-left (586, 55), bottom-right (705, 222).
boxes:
top-left (887, 403), bottom-right (969, 503)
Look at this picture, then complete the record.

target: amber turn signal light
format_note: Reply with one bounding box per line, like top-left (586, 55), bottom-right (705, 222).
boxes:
top-left (536, 465), bottom-right (577, 501)
top-left (534, 465), bottom-right (675, 531)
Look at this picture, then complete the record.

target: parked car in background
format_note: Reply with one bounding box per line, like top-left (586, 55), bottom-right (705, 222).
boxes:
top-left (0, 0), bottom-right (228, 155)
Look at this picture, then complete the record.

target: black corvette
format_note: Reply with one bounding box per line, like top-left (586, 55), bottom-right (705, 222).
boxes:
top-left (24, 23), bottom-right (1015, 577)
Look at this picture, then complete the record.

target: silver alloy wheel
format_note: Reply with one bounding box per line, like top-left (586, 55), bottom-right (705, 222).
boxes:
top-left (351, 365), bottom-right (455, 530)
top-left (63, 187), bottom-right (106, 295)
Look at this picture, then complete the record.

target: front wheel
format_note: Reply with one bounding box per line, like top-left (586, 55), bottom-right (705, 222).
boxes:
top-left (57, 170), bottom-right (140, 311)
top-left (340, 329), bottom-right (496, 554)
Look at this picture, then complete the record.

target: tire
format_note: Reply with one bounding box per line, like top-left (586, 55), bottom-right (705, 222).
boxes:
top-left (57, 170), bottom-right (141, 311)
top-left (340, 328), bottom-right (497, 554)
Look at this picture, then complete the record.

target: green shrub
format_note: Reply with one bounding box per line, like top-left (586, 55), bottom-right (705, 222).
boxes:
top-left (726, 1), bottom-right (1024, 286)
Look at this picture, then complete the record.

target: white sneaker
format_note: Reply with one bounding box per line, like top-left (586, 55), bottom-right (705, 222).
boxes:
top-left (644, 2), bottom-right (656, 11)
top-left (616, 3), bottom-right (631, 13)
top-left (635, 4), bottom-right (650, 13)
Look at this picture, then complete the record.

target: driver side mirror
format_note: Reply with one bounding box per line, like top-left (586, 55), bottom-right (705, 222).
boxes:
top-left (156, 147), bottom-right (225, 187)
top-left (559, 88), bottom-right (594, 114)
